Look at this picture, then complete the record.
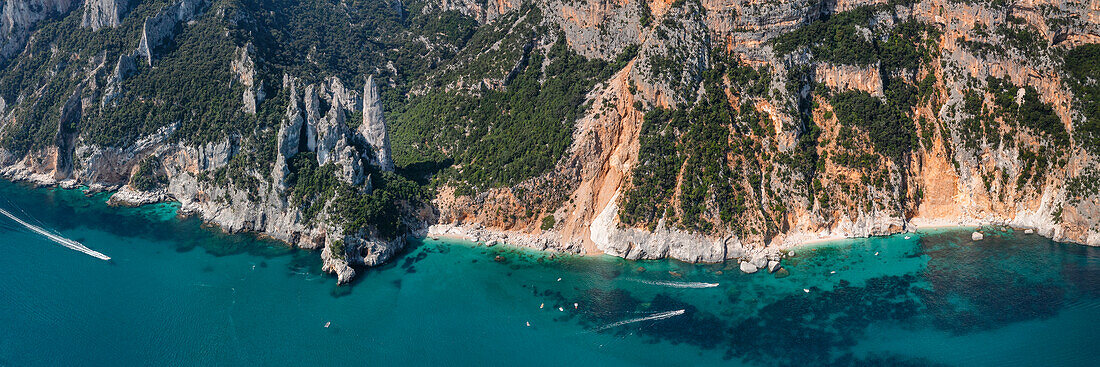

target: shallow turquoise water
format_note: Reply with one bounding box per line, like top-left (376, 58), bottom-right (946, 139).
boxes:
top-left (0, 180), bottom-right (1098, 366)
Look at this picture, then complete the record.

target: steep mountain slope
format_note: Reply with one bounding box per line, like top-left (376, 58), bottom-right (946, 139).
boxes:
top-left (1, 0), bottom-right (1097, 283)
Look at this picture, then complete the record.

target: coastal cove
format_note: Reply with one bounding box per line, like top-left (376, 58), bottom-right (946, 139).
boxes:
top-left (1, 180), bottom-right (1099, 366)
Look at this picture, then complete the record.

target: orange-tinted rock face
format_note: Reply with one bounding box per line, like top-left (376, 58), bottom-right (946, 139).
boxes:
top-left (427, 0), bottom-right (1100, 256)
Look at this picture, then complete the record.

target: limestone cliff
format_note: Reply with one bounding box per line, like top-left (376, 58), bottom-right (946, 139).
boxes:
top-left (0, 0), bottom-right (1097, 285)
top-left (428, 0), bottom-right (1100, 267)
top-left (0, 0), bottom-right (80, 62)
top-left (360, 75), bottom-right (394, 172)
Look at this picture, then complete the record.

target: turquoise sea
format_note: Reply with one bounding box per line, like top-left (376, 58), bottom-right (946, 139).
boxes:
top-left (0, 179), bottom-right (1098, 366)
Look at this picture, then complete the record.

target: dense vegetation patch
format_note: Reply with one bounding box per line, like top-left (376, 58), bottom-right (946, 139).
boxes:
top-left (1064, 44), bottom-right (1100, 155)
top-left (619, 108), bottom-right (687, 229)
top-left (286, 153), bottom-right (340, 222)
top-left (392, 10), bottom-right (632, 191)
top-left (286, 152), bottom-right (423, 239)
top-left (621, 53), bottom-right (777, 234)
top-left (333, 170), bottom-right (423, 239)
top-left (830, 91), bottom-right (918, 162)
top-left (773, 6), bottom-right (880, 65)
top-left (90, 18), bottom-right (247, 146)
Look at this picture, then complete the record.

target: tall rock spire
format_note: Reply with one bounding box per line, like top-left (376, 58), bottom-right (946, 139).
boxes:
top-left (360, 75), bottom-right (394, 172)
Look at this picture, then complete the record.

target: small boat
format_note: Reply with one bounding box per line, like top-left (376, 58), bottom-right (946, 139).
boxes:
top-left (540, 303), bottom-right (544, 309)
top-left (324, 322), bottom-right (331, 328)
top-left (526, 321), bottom-right (531, 327)
top-left (558, 307), bottom-right (564, 312)
top-left (573, 303), bottom-right (578, 309)
top-left (803, 289), bottom-right (810, 293)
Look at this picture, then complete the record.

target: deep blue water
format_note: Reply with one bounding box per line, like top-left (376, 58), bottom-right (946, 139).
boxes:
top-left (0, 179), bottom-right (1098, 366)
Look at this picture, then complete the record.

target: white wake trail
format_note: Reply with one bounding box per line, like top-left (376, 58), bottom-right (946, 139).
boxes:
top-left (630, 279), bottom-right (719, 288)
top-left (0, 207), bottom-right (110, 260)
top-left (597, 309), bottom-right (686, 331)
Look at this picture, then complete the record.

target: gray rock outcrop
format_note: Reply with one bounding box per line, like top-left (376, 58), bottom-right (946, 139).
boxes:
top-left (360, 75), bottom-right (394, 171)
top-left (313, 94), bottom-right (365, 185)
top-left (231, 43), bottom-right (264, 114)
top-left (272, 80), bottom-right (309, 189)
top-left (1, 0), bottom-right (80, 63)
top-left (102, 53), bottom-right (136, 106)
top-left (82, 0), bottom-right (129, 30)
top-left (136, 0), bottom-right (206, 65)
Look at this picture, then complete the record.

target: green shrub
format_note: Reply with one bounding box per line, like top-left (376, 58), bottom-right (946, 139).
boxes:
top-left (540, 215), bottom-right (556, 231)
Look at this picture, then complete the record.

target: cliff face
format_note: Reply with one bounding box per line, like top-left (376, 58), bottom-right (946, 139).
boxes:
top-left (429, 0), bottom-right (1100, 264)
top-left (1, 0), bottom-right (80, 63)
top-left (82, 0), bottom-right (129, 30)
top-left (360, 76), bottom-right (394, 172)
top-left (0, 0), bottom-right (1098, 283)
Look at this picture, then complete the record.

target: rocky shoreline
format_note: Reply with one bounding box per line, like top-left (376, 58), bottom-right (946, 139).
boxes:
top-left (1, 0), bottom-right (1098, 286)
top-left (2, 165), bottom-right (1096, 283)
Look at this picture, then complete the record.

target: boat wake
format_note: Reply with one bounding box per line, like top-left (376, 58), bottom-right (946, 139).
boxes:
top-left (0, 207), bottom-right (110, 260)
top-left (629, 279), bottom-right (719, 288)
top-left (596, 309), bottom-right (686, 331)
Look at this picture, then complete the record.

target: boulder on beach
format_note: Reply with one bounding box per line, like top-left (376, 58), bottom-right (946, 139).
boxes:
top-left (972, 232), bottom-right (984, 241)
top-left (1024, 229), bottom-right (1035, 234)
top-left (740, 261), bottom-right (758, 274)
top-left (767, 260), bottom-right (781, 273)
top-left (750, 254), bottom-right (768, 269)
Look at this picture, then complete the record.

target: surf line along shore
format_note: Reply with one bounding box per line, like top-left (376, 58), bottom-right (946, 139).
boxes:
top-left (0, 207), bottom-right (111, 260)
